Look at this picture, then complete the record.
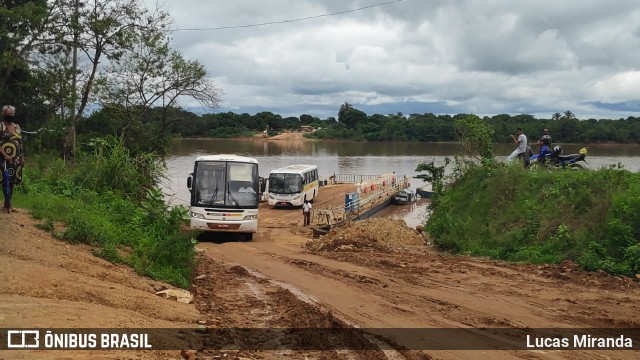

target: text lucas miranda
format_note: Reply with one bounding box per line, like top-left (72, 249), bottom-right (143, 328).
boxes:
top-left (527, 334), bottom-right (633, 349)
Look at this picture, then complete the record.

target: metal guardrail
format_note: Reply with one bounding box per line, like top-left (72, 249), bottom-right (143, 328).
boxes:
top-left (330, 174), bottom-right (382, 184)
top-left (345, 182), bottom-right (407, 216)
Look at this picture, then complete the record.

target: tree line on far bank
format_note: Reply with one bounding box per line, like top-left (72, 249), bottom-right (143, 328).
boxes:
top-left (23, 104), bottom-right (640, 157)
top-left (73, 104), bottom-right (640, 149)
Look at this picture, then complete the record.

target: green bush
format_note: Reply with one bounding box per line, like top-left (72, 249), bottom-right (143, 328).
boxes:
top-left (426, 164), bottom-right (640, 276)
top-left (13, 138), bottom-right (197, 288)
top-left (73, 136), bottom-right (164, 201)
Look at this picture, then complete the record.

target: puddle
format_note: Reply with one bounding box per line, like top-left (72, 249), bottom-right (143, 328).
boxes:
top-left (231, 263), bottom-right (409, 358)
top-left (371, 198), bottom-right (431, 229)
top-left (238, 265), bottom-right (321, 306)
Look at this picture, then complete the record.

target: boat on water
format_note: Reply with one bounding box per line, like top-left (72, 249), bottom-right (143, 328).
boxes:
top-left (392, 188), bottom-right (417, 205)
top-left (416, 184), bottom-right (432, 198)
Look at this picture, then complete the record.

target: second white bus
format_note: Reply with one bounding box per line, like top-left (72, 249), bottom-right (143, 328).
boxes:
top-left (267, 164), bottom-right (319, 207)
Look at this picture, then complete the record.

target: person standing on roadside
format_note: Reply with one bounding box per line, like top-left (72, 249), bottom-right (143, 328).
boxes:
top-left (302, 199), bottom-right (312, 226)
top-left (1, 105), bottom-right (24, 214)
top-left (507, 127), bottom-right (529, 166)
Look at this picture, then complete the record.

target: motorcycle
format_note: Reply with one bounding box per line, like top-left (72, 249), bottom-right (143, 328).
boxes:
top-left (528, 145), bottom-right (553, 165)
top-left (529, 145), bottom-right (588, 170)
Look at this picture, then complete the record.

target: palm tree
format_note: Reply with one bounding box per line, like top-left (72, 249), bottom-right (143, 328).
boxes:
top-left (563, 110), bottom-right (575, 120)
top-left (338, 102), bottom-right (353, 122)
top-left (552, 112), bottom-right (562, 121)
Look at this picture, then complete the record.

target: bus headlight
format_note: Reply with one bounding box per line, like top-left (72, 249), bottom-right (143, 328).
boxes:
top-left (190, 212), bottom-right (205, 219)
top-left (293, 194), bottom-right (302, 200)
top-left (244, 215), bottom-right (257, 220)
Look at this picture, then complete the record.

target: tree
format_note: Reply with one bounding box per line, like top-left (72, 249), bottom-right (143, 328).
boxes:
top-left (299, 114), bottom-right (313, 125)
top-left (341, 108), bottom-right (367, 130)
top-left (255, 112), bottom-right (283, 131)
top-left (454, 115), bottom-right (495, 161)
top-left (95, 26), bottom-right (221, 143)
top-left (552, 112), bottom-right (562, 121)
top-left (338, 102), bottom-right (353, 123)
top-left (414, 158), bottom-right (450, 208)
top-left (562, 110), bottom-right (576, 120)
top-left (0, 0), bottom-right (49, 99)
top-left (388, 112), bottom-right (404, 121)
top-left (44, 0), bottom-right (172, 154)
top-left (338, 103), bottom-right (367, 129)
top-left (283, 116), bottom-right (301, 130)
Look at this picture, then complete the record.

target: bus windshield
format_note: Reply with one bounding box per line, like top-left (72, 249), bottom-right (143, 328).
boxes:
top-left (268, 173), bottom-right (302, 194)
top-left (193, 161), bottom-right (258, 207)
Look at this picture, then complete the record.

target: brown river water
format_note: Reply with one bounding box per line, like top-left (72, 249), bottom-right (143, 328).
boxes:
top-left (163, 138), bottom-right (640, 228)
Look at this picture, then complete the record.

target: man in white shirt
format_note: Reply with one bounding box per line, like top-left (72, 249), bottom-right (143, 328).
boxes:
top-left (302, 200), bottom-right (312, 226)
top-left (507, 127), bottom-right (528, 164)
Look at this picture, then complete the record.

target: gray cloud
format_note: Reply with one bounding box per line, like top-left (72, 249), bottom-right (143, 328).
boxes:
top-left (147, 0), bottom-right (640, 119)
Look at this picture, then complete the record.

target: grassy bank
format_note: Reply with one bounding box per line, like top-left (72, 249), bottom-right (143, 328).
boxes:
top-left (426, 164), bottom-right (640, 275)
top-left (12, 140), bottom-right (198, 288)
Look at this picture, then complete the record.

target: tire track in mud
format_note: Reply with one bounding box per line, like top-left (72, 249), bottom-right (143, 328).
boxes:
top-left (280, 253), bottom-right (520, 330)
top-left (196, 234), bottom-right (640, 359)
top-left (191, 254), bottom-right (428, 360)
top-left (308, 248), bottom-right (640, 327)
top-left (265, 248), bottom-right (640, 359)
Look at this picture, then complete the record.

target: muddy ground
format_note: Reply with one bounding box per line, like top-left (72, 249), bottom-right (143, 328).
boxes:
top-left (2, 184), bottom-right (640, 359)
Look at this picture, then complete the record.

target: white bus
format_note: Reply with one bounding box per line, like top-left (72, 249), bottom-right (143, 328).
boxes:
top-left (267, 164), bottom-right (319, 207)
top-left (187, 155), bottom-right (259, 241)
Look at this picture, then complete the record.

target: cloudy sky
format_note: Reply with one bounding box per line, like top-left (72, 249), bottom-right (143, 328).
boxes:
top-left (149, 0), bottom-right (640, 119)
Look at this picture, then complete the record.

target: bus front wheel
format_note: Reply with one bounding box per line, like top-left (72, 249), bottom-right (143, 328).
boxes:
top-left (242, 233), bottom-right (253, 241)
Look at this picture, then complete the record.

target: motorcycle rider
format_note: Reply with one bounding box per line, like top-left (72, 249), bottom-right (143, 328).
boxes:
top-left (536, 128), bottom-right (552, 152)
top-left (507, 127), bottom-right (529, 166)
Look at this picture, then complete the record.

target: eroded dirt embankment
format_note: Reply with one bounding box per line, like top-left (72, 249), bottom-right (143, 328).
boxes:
top-left (0, 211), bottom-right (200, 359)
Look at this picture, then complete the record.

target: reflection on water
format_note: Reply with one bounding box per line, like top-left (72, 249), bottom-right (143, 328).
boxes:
top-left (169, 138), bottom-right (470, 157)
top-left (164, 139), bottom-right (640, 226)
top-left (371, 198), bottom-right (432, 229)
top-left (170, 138), bottom-right (640, 162)
top-left (337, 157), bottom-right (366, 172)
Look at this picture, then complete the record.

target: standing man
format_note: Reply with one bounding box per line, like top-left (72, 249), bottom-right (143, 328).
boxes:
top-left (302, 199), bottom-right (312, 226)
top-left (507, 127), bottom-right (528, 164)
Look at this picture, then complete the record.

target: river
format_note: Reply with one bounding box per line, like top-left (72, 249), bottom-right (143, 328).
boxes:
top-left (164, 138), bottom-right (640, 228)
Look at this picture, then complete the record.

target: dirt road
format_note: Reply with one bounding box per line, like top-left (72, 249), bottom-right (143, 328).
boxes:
top-left (265, 132), bottom-right (304, 141)
top-left (3, 183), bottom-right (640, 359)
top-left (195, 184), bottom-right (640, 359)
